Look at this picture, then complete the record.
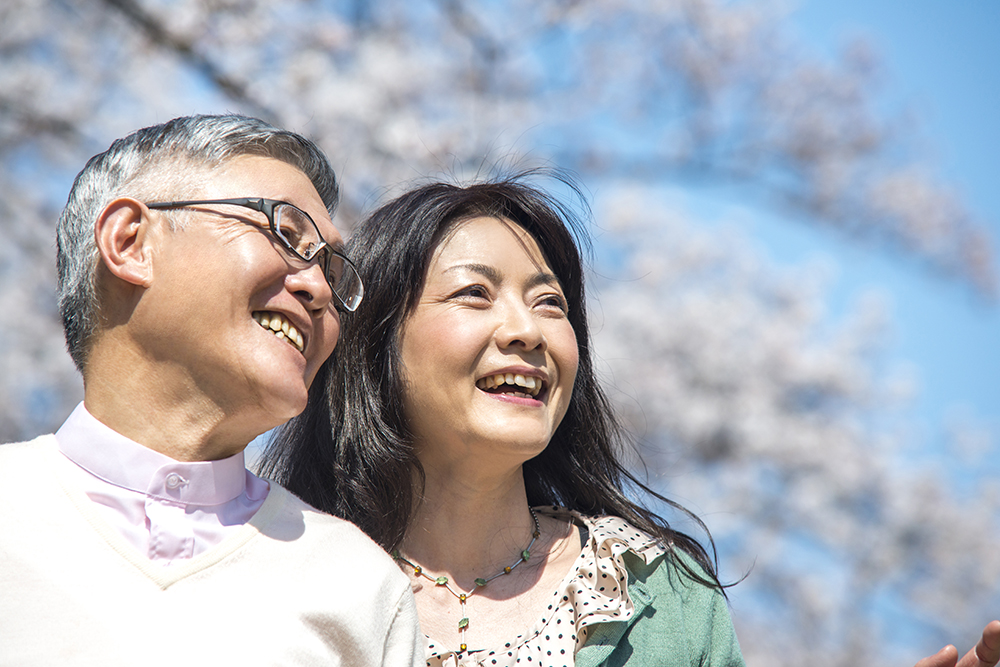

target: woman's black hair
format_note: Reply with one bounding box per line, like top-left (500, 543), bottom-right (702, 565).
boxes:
top-left (259, 170), bottom-right (725, 591)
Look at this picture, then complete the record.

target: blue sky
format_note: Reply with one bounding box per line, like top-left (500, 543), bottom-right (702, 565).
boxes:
top-left (248, 2), bottom-right (1000, 471)
top-left (750, 1), bottom-right (1000, 457)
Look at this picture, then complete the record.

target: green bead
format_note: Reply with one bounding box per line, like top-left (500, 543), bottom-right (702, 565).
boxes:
top-left (521, 549), bottom-right (531, 561)
top-left (390, 550), bottom-right (400, 559)
top-left (458, 617), bottom-right (469, 630)
top-left (474, 578), bottom-right (487, 587)
top-left (435, 576), bottom-right (448, 585)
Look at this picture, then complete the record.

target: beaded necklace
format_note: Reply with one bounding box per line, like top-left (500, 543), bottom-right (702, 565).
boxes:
top-left (393, 507), bottom-right (541, 655)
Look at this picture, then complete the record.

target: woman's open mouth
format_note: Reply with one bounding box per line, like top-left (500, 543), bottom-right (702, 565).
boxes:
top-left (475, 373), bottom-right (544, 399)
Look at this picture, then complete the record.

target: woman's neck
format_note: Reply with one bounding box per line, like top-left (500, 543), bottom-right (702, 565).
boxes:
top-left (402, 463), bottom-right (538, 588)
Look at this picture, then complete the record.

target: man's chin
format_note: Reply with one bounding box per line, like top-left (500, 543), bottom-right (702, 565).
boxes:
top-left (256, 382), bottom-right (310, 426)
top-left (274, 401), bottom-right (309, 426)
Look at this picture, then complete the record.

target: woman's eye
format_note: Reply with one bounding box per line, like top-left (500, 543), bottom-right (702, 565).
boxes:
top-left (538, 294), bottom-right (568, 312)
top-left (455, 285), bottom-right (490, 300)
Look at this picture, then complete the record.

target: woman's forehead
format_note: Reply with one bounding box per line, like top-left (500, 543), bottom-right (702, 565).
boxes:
top-left (430, 216), bottom-right (548, 269)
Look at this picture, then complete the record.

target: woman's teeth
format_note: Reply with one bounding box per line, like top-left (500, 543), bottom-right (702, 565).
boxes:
top-left (253, 312), bottom-right (304, 353)
top-left (475, 373), bottom-right (542, 397)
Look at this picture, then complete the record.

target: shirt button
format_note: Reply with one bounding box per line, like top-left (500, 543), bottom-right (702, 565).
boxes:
top-left (165, 472), bottom-right (185, 490)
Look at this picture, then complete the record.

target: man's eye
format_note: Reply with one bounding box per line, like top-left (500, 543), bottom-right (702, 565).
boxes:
top-left (274, 205), bottom-right (310, 247)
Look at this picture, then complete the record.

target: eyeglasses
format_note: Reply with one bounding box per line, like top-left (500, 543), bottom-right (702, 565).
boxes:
top-left (145, 198), bottom-right (363, 311)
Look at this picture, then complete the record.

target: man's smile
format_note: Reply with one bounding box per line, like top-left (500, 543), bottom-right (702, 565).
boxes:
top-left (253, 311), bottom-right (305, 353)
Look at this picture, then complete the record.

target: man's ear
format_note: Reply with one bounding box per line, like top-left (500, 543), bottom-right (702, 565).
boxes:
top-left (94, 198), bottom-right (156, 288)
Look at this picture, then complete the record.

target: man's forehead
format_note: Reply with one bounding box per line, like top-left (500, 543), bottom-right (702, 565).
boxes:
top-left (217, 155), bottom-right (328, 207)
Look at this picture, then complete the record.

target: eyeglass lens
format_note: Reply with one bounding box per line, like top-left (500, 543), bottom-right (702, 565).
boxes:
top-left (272, 203), bottom-right (361, 309)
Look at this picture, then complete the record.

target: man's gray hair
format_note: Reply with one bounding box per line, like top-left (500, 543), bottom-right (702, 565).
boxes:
top-left (56, 114), bottom-right (339, 374)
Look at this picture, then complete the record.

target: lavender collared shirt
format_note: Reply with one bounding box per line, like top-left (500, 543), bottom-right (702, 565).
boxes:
top-left (55, 403), bottom-right (269, 565)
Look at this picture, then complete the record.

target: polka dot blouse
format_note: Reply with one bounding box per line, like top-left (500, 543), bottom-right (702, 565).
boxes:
top-left (423, 507), bottom-right (668, 667)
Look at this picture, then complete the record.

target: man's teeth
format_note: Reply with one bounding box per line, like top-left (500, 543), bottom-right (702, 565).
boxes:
top-left (475, 373), bottom-right (543, 397)
top-left (253, 312), bottom-right (304, 353)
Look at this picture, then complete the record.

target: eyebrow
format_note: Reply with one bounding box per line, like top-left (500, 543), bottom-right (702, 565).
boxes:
top-left (445, 263), bottom-right (562, 290)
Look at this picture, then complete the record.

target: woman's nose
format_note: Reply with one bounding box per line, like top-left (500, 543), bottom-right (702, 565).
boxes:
top-left (495, 301), bottom-right (545, 352)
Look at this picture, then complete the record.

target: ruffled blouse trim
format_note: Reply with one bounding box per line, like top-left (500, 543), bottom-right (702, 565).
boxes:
top-left (551, 506), bottom-right (667, 631)
top-left (424, 506), bottom-right (667, 667)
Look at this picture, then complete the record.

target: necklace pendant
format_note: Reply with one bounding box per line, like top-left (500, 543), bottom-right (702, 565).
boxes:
top-left (458, 617), bottom-right (469, 630)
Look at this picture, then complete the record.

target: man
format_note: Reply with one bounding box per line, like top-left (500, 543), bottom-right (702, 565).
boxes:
top-left (918, 623), bottom-right (1000, 667)
top-left (0, 115), bottom-right (421, 666)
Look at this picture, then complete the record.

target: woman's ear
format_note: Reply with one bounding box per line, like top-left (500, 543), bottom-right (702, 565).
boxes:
top-left (94, 198), bottom-right (155, 287)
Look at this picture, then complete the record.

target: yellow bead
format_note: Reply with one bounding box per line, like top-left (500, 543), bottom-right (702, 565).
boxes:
top-left (504, 566), bottom-right (512, 574)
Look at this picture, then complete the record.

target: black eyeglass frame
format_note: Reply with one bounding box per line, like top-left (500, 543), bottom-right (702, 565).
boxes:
top-left (145, 197), bottom-right (363, 312)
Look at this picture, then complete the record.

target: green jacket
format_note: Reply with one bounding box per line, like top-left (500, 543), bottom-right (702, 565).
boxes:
top-left (575, 551), bottom-right (745, 667)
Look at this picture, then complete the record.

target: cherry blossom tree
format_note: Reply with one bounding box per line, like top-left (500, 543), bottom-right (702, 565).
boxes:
top-left (589, 189), bottom-right (1000, 663)
top-left (1, 0), bottom-right (996, 663)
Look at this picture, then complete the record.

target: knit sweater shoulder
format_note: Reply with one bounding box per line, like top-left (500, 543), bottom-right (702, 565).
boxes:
top-left (0, 435), bottom-right (423, 667)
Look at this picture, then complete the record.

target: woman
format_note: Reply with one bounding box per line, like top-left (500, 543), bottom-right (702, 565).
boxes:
top-left (260, 174), bottom-right (999, 667)
top-left (262, 173), bottom-right (742, 666)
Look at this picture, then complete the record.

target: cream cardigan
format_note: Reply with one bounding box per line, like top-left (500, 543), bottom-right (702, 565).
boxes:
top-left (0, 436), bottom-right (423, 667)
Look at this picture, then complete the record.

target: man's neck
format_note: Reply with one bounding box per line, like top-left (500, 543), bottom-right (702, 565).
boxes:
top-left (82, 342), bottom-right (265, 462)
top-left (83, 392), bottom-right (255, 462)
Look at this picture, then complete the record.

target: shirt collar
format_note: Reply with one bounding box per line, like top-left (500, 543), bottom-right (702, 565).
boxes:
top-left (55, 402), bottom-right (249, 506)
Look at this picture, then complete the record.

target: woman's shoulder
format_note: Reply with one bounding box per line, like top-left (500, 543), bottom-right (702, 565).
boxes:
top-left (535, 506), bottom-right (667, 564)
top-left (548, 507), bottom-right (744, 667)
top-left (534, 506), bottom-right (719, 593)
